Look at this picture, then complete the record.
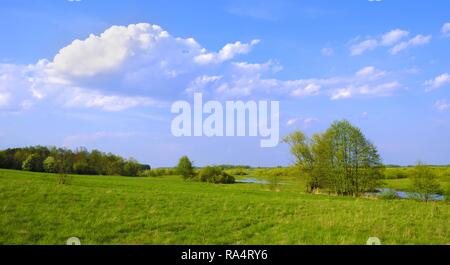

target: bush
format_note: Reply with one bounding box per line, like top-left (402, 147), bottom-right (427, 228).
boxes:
top-left (177, 156), bottom-right (195, 180)
top-left (226, 167), bottom-right (248, 176)
top-left (380, 190), bottom-right (400, 200)
top-left (411, 162), bottom-right (442, 202)
top-left (198, 166), bottom-right (235, 184)
top-left (58, 173), bottom-right (73, 185)
top-left (123, 160), bottom-right (142, 176)
top-left (141, 168), bottom-right (177, 177)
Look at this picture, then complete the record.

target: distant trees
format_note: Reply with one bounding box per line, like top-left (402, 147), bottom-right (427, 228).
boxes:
top-left (22, 154), bottom-right (44, 172)
top-left (411, 162), bottom-right (442, 202)
top-left (284, 120), bottom-right (384, 196)
top-left (0, 146), bottom-right (149, 177)
top-left (177, 156), bottom-right (195, 180)
top-left (43, 156), bottom-right (57, 173)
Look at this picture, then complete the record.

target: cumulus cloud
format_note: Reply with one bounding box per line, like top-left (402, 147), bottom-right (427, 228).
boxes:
top-left (434, 99), bottom-right (450, 112)
top-left (330, 67), bottom-right (400, 100)
top-left (0, 23), bottom-right (261, 112)
top-left (381, 29), bottom-right (409, 46)
top-left (424, 73), bottom-right (450, 91)
top-left (194, 40), bottom-right (260, 64)
top-left (1, 22), bottom-right (406, 114)
top-left (350, 29), bottom-right (429, 56)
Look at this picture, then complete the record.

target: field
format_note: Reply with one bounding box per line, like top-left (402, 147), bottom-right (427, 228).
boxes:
top-left (0, 168), bottom-right (449, 245)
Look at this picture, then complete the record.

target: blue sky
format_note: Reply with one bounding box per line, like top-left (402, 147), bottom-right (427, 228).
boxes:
top-left (0, 0), bottom-right (449, 167)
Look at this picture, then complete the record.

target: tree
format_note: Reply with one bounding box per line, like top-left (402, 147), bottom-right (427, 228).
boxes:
top-left (123, 159), bottom-right (141, 177)
top-left (284, 120), bottom-right (383, 196)
top-left (324, 120), bottom-right (383, 195)
top-left (22, 154), bottom-right (44, 172)
top-left (411, 162), bottom-right (441, 202)
top-left (43, 156), bottom-right (57, 173)
top-left (177, 156), bottom-right (195, 180)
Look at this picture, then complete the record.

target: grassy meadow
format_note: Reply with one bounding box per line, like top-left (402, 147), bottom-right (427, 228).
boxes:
top-left (0, 168), bottom-right (449, 245)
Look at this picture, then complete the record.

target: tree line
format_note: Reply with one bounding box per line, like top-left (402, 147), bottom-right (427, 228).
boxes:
top-left (0, 146), bottom-right (150, 177)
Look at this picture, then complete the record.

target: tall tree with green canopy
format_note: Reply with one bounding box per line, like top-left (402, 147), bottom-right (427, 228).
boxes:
top-left (284, 120), bottom-right (383, 196)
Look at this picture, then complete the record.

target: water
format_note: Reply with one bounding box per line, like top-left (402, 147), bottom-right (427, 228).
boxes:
top-left (370, 188), bottom-right (445, 201)
top-left (236, 178), bottom-right (270, 184)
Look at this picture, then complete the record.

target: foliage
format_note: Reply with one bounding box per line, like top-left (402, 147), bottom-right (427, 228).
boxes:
top-left (22, 154), bottom-right (44, 172)
top-left (226, 167), bottom-right (248, 176)
top-left (177, 156), bottom-right (195, 180)
top-left (198, 166), bottom-right (235, 184)
top-left (43, 156), bottom-right (57, 173)
top-left (411, 162), bottom-right (442, 202)
top-left (0, 146), bottom-right (149, 177)
top-left (141, 168), bottom-right (177, 177)
top-left (284, 120), bottom-right (384, 196)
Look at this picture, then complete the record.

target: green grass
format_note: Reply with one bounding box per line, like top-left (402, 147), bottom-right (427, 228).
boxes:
top-left (0, 169), bottom-right (449, 245)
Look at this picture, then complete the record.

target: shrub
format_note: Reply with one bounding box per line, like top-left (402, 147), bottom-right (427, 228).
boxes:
top-left (177, 156), bottom-right (195, 180)
top-left (226, 167), bottom-right (248, 176)
top-left (141, 168), bottom-right (177, 177)
top-left (380, 190), bottom-right (400, 200)
top-left (123, 160), bottom-right (141, 176)
top-left (411, 162), bottom-right (442, 202)
top-left (198, 166), bottom-right (235, 184)
top-left (58, 173), bottom-right (73, 185)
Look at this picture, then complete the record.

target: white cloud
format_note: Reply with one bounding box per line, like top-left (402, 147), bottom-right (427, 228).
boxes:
top-left (63, 88), bottom-right (161, 112)
top-left (194, 40), bottom-right (260, 64)
top-left (290, 83), bottom-right (321, 97)
top-left (350, 29), bottom-right (429, 56)
top-left (286, 117), bottom-right (318, 128)
top-left (330, 67), bottom-right (400, 100)
top-left (381, 29), bottom-right (409, 46)
top-left (0, 23), bottom-right (262, 112)
top-left (434, 99), bottom-right (450, 112)
top-left (355, 66), bottom-right (386, 79)
top-left (442, 23), bottom-right (450, 37)
top-left (350, 39), bottom-right (378, 56)
top-left (0, 23), bottom-right (406, 114)
top-left (390, 34), bottom-right (431, 55)
top-left (424, 73), bottom-right (450, 91)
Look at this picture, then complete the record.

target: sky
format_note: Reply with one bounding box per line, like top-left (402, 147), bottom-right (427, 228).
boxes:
top-left (0, 0), bottom-right (449, 167)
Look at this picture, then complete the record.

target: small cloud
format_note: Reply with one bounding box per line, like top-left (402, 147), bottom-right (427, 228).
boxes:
top-left (424, 73), bottom-right (450, 91)
top-left (434, 99), bottom-right (450, 112)
top-left (350, 39), bottom-right (378, 56)
top-left (194, 40), bottom-right (260, 64)
top-left (349, 29), bottom-right (430, 56)
top-left (442, 22), bottom-right (450, 37)
top-left (381, 29), bottom-right (409, 46)
top-left (390, 34), bottom-right (432, 55)
top-left (286, 117), bottom-right (318, 128)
